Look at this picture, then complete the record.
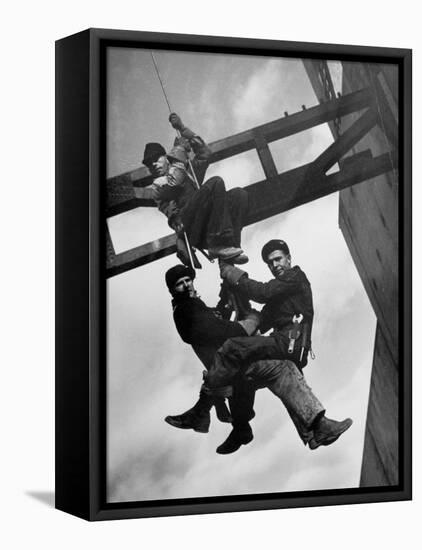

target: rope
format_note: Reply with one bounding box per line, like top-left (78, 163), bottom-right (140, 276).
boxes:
top-left (150, 50), bottom-right (199, 272)
top-left (150, 51), bottom-right (200, 191)
top-left (150, 51), bottom-right (173, 116)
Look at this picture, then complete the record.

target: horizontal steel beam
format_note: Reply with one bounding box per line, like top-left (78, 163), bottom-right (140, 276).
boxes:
top-left (107, 87), bottom-right (374, 216)
top-left (107, 150), bottom-right (396, 278)
top-left (107, 234), bottom-right (177, 277)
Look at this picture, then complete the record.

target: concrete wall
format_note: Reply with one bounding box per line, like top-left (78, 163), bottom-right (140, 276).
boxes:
top-left (339, 62), bottom-right (399, 487)
top-left (304, 59), bottom-right (399, 487)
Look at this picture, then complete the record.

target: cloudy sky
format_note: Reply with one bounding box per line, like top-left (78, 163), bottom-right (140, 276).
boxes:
top-left (106, 48), bottom-right (376, 503)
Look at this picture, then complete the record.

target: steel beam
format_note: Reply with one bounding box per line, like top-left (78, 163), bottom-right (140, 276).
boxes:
top-left (107, 150), bottom-right (396, 278)
top-left (253, 131), bottom-right (278, 182)
top-left (373, 71), bottom-right (399, 151)
top-left (106, 87), bottom-right (374, 217)
top-left (106, 224), bottom-right (116, 269)
top-left (107, 234), bottom-right (177, 278)
top-left (302, 59), bottom-right (341, 139)
top-left (311, 107), bottom-right (378, 175)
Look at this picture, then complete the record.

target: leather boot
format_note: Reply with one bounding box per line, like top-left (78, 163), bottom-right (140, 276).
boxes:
top-left (165, 392), bottom-right (213, 433)
top-left (216, 423), bottom-right (253, 454)
top-left (208, 246), bottom-right (249, 264)
top-left (308, 416), bottom-right (353, 450)
top-left (214, 397), bottom-right (232, 423)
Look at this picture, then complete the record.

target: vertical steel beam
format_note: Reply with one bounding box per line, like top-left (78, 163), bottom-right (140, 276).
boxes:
top-left (253, 131), bottom-right (278, 182)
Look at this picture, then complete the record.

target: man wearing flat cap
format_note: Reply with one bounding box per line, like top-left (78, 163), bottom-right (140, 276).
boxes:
top-left (203, 239), bottom-right (353, 450)
top-left (142, 113), bottom-right (249, 265)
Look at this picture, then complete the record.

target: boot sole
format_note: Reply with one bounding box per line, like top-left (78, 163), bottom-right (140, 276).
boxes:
top-left (216, 433), bottom-right (253, 454)
top-left (209, 251), bottom-right (249, 264)
top-left (216, 415), bottom-right (233, 423)
top-left (193, 426), bottom-right (210, 433)
top-left (309, 418), bottom-right (353, 450)
top-left (165, 416), bottom-right (209, 433)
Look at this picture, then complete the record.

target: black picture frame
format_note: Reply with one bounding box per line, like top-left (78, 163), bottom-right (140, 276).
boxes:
top-left (55, 28), bottom-right (412, 521)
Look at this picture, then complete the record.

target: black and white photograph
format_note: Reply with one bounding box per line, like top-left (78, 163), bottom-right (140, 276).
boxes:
top-left (2, 0), bottom-right (421, 542)
top-left (105, 45), bottom-right (401, 504)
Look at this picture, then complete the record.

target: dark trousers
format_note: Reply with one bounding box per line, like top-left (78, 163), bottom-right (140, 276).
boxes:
top-left (194, 343), bottom-right (255, 427)
top-left (180, 176), bottom-right (248, 249)
top-left (228, 375), bottom-right (256, 427)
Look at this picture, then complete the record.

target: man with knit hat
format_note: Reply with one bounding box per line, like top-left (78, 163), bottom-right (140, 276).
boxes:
top-left (203, 239), bottom-right (353, 450)
top-left (164, 264), bottom-right (258, 453)
top-left (142, 113), bottom-right (249, 264)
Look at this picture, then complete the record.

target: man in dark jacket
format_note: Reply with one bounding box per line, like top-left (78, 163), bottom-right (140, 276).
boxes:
top-left (204, 239), bottom-right (353, 450)
top-left (164, 264), bottom-right (258, 454)
top-left (142, 113), bottom-right (249, 264)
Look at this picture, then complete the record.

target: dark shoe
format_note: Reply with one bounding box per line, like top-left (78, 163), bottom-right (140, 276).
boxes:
top-left (308, 416), bottom-right (353, 450)
top-left (227, 252), bottom-right (249, 265)
top-left (208, 246), bottom-right (249, 264)
top-left (216, 426), bottom-right (253, 454)
top-left (214, 398), bottom-right (232, 423)
top-left (165, 409), bottom-right (211, 433)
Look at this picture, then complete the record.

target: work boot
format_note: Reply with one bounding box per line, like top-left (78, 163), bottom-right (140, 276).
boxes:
top-left (165, 393), bottom-right (213, 433)
top-left (165, 408), bottom-right (211, 433)
top-left (308, 416), bottom-right (353, 450)
top-left (214, 397), bottom-right (232, 423)
top-left (216, 424), bottom-right (253, 454)
top-left (208, 246), bottom-right (249, 264)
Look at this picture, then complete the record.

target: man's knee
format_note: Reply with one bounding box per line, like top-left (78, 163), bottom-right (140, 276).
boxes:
top-left (220, 339), bottom-right (235, 356)
top-left (204, 176), bottom-right (226, 193)
top-left (228, 188), bottom-right (249, 225)
top-left (220, 337), bottom-right (244, 356)
top-left (228, 187), bottom-right (248, 206)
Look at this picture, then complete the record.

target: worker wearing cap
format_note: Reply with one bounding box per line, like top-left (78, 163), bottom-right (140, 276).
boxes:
top-left (164, 264), bottom-right (259, 454)
top-left (203, 239), bottom-right (353, 450)
top-left (142, 113), bottom-right (249, 264)
top-left (208, 239), bottom-right (314, 377)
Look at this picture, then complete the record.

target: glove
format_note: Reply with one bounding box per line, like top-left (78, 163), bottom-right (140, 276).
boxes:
top-left (244, 309), bottom-right (261, 325)
top-left (173, 135), bottom-right (192, 153)
top-left (220, 262), bottom-right (246, 286)
top-left (169, 112), bottom-right (185, 132)
top-left (168, 214), bottom-right (184, 234)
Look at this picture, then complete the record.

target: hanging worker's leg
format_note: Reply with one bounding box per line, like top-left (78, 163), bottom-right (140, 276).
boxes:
top-left (205, 335), bottom-right (281, 393)
top-left (244, 359), bottom-right (352, 448)
top-left (180, 176), bottom-right (248, 263)
top-left (201, 176), bottom-right (235, 248)
top-left (164, 388), bottom-right (214, 433)
top-left (213, 396), bottom-right (232, 423)
top-left (217, 377), bottom-right (256, 454)
top-left (227, 187), bottom-right (249, 248)
top-left (245, 359), bottom-right (324, 444)
top-left (165, 384), bottom-right (234, 432)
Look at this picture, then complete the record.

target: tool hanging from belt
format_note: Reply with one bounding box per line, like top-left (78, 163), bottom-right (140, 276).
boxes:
top-left (288, 314), bottom-right (314, 365)
top-left (288, 314), bottom-right (303, 353)
top-left (150, 51), bottom-right (214, 271)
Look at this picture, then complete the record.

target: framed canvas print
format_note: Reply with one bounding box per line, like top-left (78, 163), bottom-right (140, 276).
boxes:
top-left (55, 28), bottom-right (412, 520)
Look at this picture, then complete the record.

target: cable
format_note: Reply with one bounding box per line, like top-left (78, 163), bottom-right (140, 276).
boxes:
top-left (150, 50), bottom-right (200, 271)
top-left (150, 51), bottom-right (172, 114)
top-left (150, 51), bottom-right (200, 191)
